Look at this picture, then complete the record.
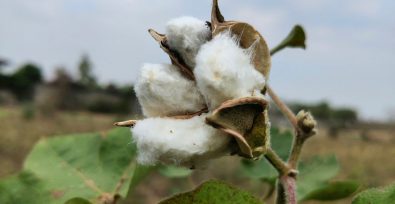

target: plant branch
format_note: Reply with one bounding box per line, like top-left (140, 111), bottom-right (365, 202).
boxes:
top-left (270, 44), bottom-right (287, 56)
top-left (264, 149), bottom-right (296, 177)
top-left (276, 176), bottom-right (297, 204)
top-left (288, 110), bottom-right (317, 169)
top-left (266, 85), bottom-right (317, 204)
top-left (266, 86), bottom-right (298, 129)
top-left (288, 129), bottom-right (315, 169)
top-left (267, 85), bottom-right (317, 168)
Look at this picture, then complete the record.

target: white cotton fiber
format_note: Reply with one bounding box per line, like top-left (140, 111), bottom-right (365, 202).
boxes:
top-left (131, 114), bottom-right (230, 166)
top-left (166, 16), bottom-right (211, 68)
top-left (134, 63), bottom-right (206, 117)
top-left (194, 32), bottom-right (266, 110)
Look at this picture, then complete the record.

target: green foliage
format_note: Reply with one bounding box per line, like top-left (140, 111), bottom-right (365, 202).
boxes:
top-left (64, 198), bottom-right (92, 204)
top-left (0, 63), bottom-right (43, 100)
top-left (22, 103), bottom-right (36, 120)
top-left (0, 128), bottom-right (152, 204)
top-left (291, 101), bottom-right (358, 125)
top-left (0, 58), bottom-right (8, 68)
top-left (297, 156), bottom-right (358, 201)
top-left (128, 165), bottom-right (155, 192)
top-left (159, 180), bottom-right (263, 204)
top-left (297, 155), bottom-right (340, 199)
top-left (240, 128), bottom-right (358, 201)
top-left (303, 181), bottom-right (359, 201)
top-left (159, 165), bottom-right (193, 178)
top-left (0, 171), bottom-right (50, 204)
top-left (353, 182), bottom-right (395, 204)
top-left (78, 55), bottom-right (97, 88)
top-left (241, 128), bottom-right (293, 179)
top-left (12, 63), bottom-right (43, 88)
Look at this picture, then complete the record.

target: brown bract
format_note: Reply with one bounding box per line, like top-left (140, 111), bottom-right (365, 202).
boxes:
top-left (211, 0), bottom-right (271, 78)
top-left (148, 29), bottom-right (195, 80)
top-left (206, 97), bottom-right (270, 159)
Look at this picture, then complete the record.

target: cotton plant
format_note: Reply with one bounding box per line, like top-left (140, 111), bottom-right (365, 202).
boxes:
top-left (115, 1), bottom-right (273, 168)
top-left (114, 0), bottom-right (319, 203)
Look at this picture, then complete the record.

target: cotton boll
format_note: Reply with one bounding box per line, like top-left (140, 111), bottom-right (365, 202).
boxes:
top-left (131, 114), bottom-right (230, 167)
top-left (135, 63), bottom-right (206, 117)
top-left (194, 32), bottom-right (266, 110)
top-left (166, 16), bottom-right (211, 68)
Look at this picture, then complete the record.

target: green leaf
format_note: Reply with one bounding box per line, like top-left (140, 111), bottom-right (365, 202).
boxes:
top-left (159, 180), bottom-right (263, 204)
top-left (269, 128), bottom-right (293, 161)
top-left (302, 181), bottom-right (359, 201)
top-left (0, 128), bottom-right (153, 204)
top-left (64, 198), bottom-right (92, 204)
top-left (297, 155), bottom-right (340, 200)
top-left (240, 127), bottom-right (356, 202)
top-left (240, 128), bottom-right (293, 179)
top-left (159, 165), bottom-right (193, 178)
top-left (0, 171), bottom-right (50, 204)
top-left (128, 164), bottom-right (155, 192)
top-left (352, 182), bottom-right (395, 204)
top-left (270, 25), bottom-right (306, 55)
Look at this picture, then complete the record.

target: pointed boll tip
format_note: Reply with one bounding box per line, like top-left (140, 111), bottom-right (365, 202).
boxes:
top-left (113, 120), bottom-right (137, 128)
top-left (148, 29), bottom-right (166, 42)
top-left (211, 0), bottom-right (225, 25)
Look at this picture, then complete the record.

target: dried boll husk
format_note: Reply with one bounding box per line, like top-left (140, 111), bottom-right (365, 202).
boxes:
top-left (205, 97), bottom-right (270, 159)
top-left (210, 0), bottom-right (271, 78)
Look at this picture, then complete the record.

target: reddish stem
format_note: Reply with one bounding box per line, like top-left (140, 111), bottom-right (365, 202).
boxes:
top-left (277, 176), bottom-right (297, 204)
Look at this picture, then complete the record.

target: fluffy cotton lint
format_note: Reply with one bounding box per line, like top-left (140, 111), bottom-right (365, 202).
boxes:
top-left (194, 32), bottom-right (266, 110)
top-left (134, 63), bottom-right (206, 117)
top-left (166, 16), bottom-right (211, 68)
top-left (131, 114), bottom-right (230, 166)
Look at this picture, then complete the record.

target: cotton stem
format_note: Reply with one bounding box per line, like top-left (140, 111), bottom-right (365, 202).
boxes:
top-left (266, 85), bottom-right (317, 204)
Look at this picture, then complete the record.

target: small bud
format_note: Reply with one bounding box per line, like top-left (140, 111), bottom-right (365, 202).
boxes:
top-left (296, 110), bottom-right (317, 134)
top-left (270, 25), bottom-right (306, 55)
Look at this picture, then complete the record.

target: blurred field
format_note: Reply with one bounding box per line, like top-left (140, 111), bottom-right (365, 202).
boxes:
top-left (0, 105), bottom-right (394, 204)
top-left (0, 106), bottom-right (123, 176)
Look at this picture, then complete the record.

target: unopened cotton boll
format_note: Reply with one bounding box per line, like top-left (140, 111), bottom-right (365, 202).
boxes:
top-left (131, 114), bottom-right (230, 167)
top-left (166, 16), bottom-right (211, 68)
top-left (194, 32), bottom-right (266, 110)
top-left (134, 63), bottom-right (206, 117)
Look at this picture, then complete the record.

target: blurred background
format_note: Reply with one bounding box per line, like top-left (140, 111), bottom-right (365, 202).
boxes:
top-left (0, 0), bottom-right (394, 203)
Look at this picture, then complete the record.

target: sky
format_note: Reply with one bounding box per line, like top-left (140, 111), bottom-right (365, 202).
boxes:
top-left (0, 0), bottom-right (394, 121)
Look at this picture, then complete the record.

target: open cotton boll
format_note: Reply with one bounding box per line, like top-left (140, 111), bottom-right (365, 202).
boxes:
top-left (131, 114), bottom-right (230, 167)
top-left (135, 63), bottom-right (206, 117)
top-left (166, 16), bottom-right (211, 68)
top-left (194, 32), bottom-right (266, 110)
